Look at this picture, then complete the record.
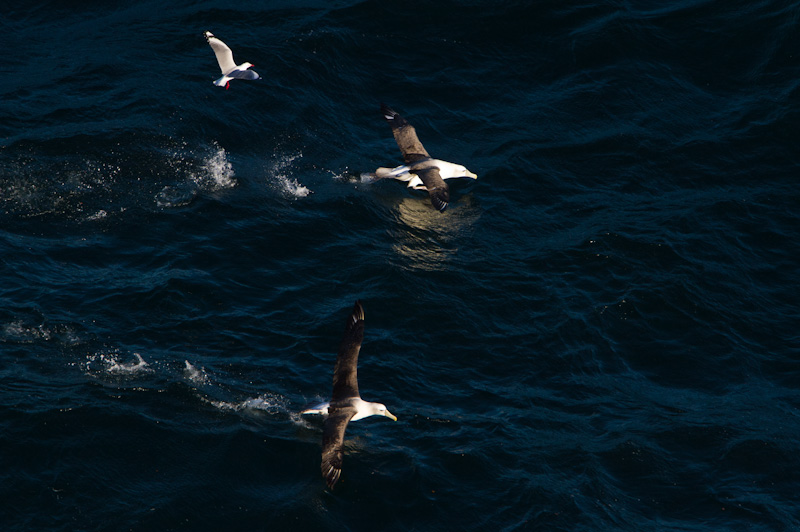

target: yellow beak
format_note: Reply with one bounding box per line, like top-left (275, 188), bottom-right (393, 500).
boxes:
top-left (385, 410), bottom-right (398, 421)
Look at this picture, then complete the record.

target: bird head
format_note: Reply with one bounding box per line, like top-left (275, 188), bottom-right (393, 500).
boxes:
top-left (459, 165), bottom-right (478, 179)
top-left (375, 403), bottom-right (397, 421)
top-left (438, 161), bottom-right (477, 180)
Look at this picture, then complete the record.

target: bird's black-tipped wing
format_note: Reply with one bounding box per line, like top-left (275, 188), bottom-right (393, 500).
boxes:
top-left (416, 167), bottom-right (450, 212)
top-left (331, 301), bottom-right (365, 402)
top-left (381, 103), bottom-right (430, 164)
top-left (321, 407), bottom-right (356, 489)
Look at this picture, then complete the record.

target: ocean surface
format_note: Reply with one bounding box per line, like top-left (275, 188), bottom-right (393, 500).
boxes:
top-left (2, 1), bottom-right (799, 530)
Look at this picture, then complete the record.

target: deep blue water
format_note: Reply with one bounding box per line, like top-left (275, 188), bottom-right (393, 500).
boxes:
top-left (2, 1), bottom-right (800, 530)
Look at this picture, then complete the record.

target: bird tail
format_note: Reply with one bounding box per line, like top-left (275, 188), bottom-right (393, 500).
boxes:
top-left (361, 166), bottom-right (409, 183)
top-left (375, 167), bottom-right (396, 178)
top-left (213, 75), bottom-right (232, 87)
top-left (300, 400), bottom-right (330, 416)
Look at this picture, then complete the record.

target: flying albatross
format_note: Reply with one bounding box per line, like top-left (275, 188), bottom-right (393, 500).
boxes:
top-left (203, 31), bottom-right (260, 89)
top-left (304, 300), bottom-right (397, 490)
top-left (368, 103), bottom-right (477, 212)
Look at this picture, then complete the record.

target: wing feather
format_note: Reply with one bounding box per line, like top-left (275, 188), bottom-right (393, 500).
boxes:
top-left (228, 69), bottom-right (260, 80)
top-left (331, 301), bottom-right (364, 402)
top-left (381, 103), bottom-right (430, 164)
top-left (415, 167), bottom-right (450, 212)
top-left (321, 407), bottom-right (356, 489)
top-left (204, 32), bottom-right (237, 74)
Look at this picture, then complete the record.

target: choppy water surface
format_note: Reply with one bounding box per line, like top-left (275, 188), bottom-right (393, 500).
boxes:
top-left (2, 1), bottom-right (799, 530)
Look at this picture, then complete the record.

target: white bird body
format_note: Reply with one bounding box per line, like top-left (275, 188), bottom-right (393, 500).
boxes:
top-left (203, 31), bottom-right (260, 89)
top-left (374, 159), bottom-right (477, 191)
top-left (349, 397), bottom-right (393, 422)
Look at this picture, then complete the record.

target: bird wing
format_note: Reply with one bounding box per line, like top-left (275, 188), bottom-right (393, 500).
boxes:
top-left (331, 300), bottom-right (365, 402)
top-left (415, 167), bottom-right (450, 212)
top-left (204, 32), bottom-right (237, 75)
top-left (321, 407), bottom-right (356, 489)
top-left (381, 103), bottom-right (430, 164)
top-left (228, 69), bottom-right (260, 80)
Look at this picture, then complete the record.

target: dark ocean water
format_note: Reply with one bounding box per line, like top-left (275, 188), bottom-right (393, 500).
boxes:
top-left (2, 1), bottom-right (799, 530)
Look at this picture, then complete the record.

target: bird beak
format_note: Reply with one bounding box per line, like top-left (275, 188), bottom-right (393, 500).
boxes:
top-left (467, 171), bottom-right (478, 179)
top-left (385, 410), bottom-right (397, 421)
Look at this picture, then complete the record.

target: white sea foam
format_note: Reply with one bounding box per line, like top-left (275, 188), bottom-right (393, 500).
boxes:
top-left (2, 320), bottom-right (84, 346)
top-left (183, 360), bottom-right (210, 385)
top-left (3, 320), bottom-right (51, 342)
top-left (268, 152), bottom-right (311, 198)
top-left (281, 177), bottom-right (311, 198)
top-left (192, 142), bottom-right (236, 191)
top-left (156, 141), bottom-right (236, 208)
top-left (106, 352), bottom-right (151, 374)
top-left (205, 392), bottom-right (292, 416)
top-left (86, 209), bottom-right (108, 221)
top-left (289, 411), bottom-right (313, 428)
top-left (2, 154), bottom-right (121, 220)
top-left (156, 184), bottom-right (197, 208)
top-left (82, 350), bottom-right (153, 377)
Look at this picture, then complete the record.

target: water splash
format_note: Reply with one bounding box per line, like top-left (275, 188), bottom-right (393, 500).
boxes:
top-left (282, 178), bottom-right (311, 198)
top-left (267, 152), bottom-right (311, 198)
top-left (82, 350), bottom-right (153, 377)
top-left (156, 183), bottom-right (196, 208)
top-left (155, 141), bottom-right (236, 208)
top-left (192, 142), bottom-right (236, 191)
top-left (183, 360), bottom-right (209, 385)
top-left (2, 320), bottom-right (52, 342)
top-left (106, 352), bottom-right (151, 375)
top-left (205, 392), bottom-right (292, 416)
top-left (2, 319), bottom-right (83, 345)
top-left (0, 153), bottom-right (121, 220)
top-left (86, 209), bottom-right (108, 221)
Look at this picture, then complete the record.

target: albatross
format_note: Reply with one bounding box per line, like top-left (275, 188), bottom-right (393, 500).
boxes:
top-left (310, 300), bottom-right (397, 490)
top-left (203, 31), bottom-right (260, 89)
top-left (368, 103), bottom-right (477, 212)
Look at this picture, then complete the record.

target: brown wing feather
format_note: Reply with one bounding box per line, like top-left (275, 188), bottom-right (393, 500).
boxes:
top-left (381, 103), bottom-right (430, 164)
top-left (415, 167), bottom-right (450, 212)
top-left (331, 301), bottom-right (364, 402)
top-left (321, 407), bottom-right (356, 489)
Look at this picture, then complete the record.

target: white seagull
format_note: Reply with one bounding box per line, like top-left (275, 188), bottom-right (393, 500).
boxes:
top-left (203, 31), bottom-right (260, 89)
